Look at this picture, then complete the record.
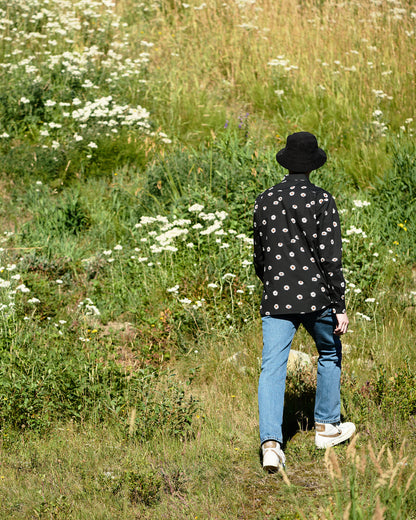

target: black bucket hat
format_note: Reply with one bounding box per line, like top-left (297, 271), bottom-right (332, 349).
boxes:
top-left (276, 132), bottom-right (327, 172)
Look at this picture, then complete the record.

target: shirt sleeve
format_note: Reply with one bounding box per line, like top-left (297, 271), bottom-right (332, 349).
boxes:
top-left (253, 201), bottom-right (265, 282)
top-left (316, 195), bottom-right (346, 314)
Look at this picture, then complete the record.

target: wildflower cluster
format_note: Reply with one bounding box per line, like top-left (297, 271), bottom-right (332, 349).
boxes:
top-left (0, 0), bottom-right (169, 164)
top-left (92, 203), bottom-right (256, 325)
top-left (0, 234), bottom-right (35, 317)
top-left (132, 205), bottom-right (252, 260)
top-left (340, 196), bottom-right (403, 320)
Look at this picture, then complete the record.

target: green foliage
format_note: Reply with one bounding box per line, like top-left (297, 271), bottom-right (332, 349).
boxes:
top-left (0, 143), bottom-right (69, 183)
top-left (374, 363), bottom-right (416, 421)
top-left (0, 329), bottom-right (132, 429)
top-left (132, 382), bottom-right (199, 441)
top-left (0, 321), bottom-right (198, 438)
top-left (140, 129), bottom-right (278, 232)
top-left (370, 140), bottom-right (416, 255)
top-left (0, 1), bottom-right (414, 517)
top-left (20, 188), bottom-right (91, 252)
top-left (125, 469), bottom-right (163, 506)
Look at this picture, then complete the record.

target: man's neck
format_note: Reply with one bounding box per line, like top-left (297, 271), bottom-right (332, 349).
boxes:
top-left (287, 172), bottom-right (311, 181)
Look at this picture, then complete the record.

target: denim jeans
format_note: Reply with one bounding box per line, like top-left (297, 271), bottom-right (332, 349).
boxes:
top-left (258, 307), bottom-right (342, 445)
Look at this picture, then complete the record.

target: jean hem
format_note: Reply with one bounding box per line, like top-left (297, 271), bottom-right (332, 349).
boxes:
top-left (260, 436), bottom-right (283, 445)
top-left (314, 418), bottom-right (340, 425)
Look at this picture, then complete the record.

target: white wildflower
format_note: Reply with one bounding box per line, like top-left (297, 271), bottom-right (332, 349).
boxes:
top-left (200, 221), bottom-right (222, 235)
top-left (356, 312), bottom-right (371, 321)
top-left (353, 200), bottom-right (371, 208)
top-left (215, 211), bottom-right (228, 220)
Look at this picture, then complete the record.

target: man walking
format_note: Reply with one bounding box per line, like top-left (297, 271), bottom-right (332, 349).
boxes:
top-left (253, 132), bottom-right (355, 472)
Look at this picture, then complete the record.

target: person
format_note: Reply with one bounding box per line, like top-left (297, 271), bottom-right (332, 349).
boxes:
top-left (253, 131), bottom-right (355, 472)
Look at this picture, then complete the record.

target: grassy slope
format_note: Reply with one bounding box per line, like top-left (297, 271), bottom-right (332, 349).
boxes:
top-left (0, 0), bottom-right (415, 518)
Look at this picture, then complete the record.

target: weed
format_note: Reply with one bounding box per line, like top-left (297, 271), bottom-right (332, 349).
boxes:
top-left (125, 469), bottom-right (163, 506)
top-left (374, 363), bottom-right (416, 421)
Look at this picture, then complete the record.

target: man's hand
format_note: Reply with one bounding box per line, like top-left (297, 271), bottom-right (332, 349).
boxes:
top-left (334, 313), bottom-right (349, 335)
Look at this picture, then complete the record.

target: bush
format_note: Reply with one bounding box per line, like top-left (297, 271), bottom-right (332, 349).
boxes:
top-left (140, 130), bottom-right (278, 232)
top-left (374, 363), bottom-right (416, 421)
top-left (370, 140), bottom-right (416, 256)
top-left (0, 321), bottom-right (198, 437)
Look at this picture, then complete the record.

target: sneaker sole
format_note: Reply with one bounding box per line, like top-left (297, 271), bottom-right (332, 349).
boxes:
top-left (262, 452), bottom-right (285, 472)
top-left (263, 464), bottom-right (282, 473)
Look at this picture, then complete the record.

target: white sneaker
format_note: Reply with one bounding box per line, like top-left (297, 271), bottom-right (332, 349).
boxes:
top-left (262, 441), bottom-right (286, 472)
top-left (315, 422), bottom-right (356, 449)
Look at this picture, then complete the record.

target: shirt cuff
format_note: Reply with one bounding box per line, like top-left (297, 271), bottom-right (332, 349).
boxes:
top-left (333, 302), bottom-right (346, 314)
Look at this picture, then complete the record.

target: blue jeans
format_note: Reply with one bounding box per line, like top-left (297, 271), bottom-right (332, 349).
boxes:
top-left (258, 307), bottom-right (342, 445)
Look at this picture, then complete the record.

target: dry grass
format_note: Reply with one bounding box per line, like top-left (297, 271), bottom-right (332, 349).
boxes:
top-left (122, 0), bottom-right (415, 152)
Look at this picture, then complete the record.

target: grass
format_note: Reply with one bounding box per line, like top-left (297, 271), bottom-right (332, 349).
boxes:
top-left (0, 0), bottom-right (415, 517)
top-left (0, 328), bottom-right (414, 519)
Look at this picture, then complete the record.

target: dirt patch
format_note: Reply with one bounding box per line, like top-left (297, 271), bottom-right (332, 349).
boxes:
top-left (114, 344), bottom-right (142, 372)
top-left (101, 321), bottom-right (138, 343)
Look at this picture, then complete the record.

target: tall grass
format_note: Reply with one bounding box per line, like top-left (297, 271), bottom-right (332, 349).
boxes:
top-left (126, 0), bottom-right (416, 184)
top-left (0, 0), bottom-right (415, 518)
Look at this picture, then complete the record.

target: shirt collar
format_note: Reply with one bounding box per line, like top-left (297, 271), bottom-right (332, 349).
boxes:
top-left (282, 173), bottom-right (310, 183)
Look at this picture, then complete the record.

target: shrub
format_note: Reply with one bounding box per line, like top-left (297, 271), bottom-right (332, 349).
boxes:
top-left (140, 130), bottom-right (278, 232)
top-left (374, 363), bottom-right (416, 421)
top-left (125, 469), bottom-right (163, 506)
top-left (370, 140), bottom-right (416, 256)
top-left (0, 321), bottom-right (198, 437)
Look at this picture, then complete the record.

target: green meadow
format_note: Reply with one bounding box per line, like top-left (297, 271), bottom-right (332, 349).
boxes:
top-left (0, 0), bottom-right (415, 517)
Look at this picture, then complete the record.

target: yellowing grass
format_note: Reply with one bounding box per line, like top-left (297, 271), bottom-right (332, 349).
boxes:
top-left (118, 0), bottom-right (415, 183)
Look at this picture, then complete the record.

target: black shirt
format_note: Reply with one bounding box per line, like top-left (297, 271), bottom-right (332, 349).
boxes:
top-left (253, 174), bottom-right (346, 315)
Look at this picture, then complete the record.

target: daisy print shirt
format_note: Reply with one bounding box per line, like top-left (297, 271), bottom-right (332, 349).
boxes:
top-left (253, 174), bottom-right (346, 316)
